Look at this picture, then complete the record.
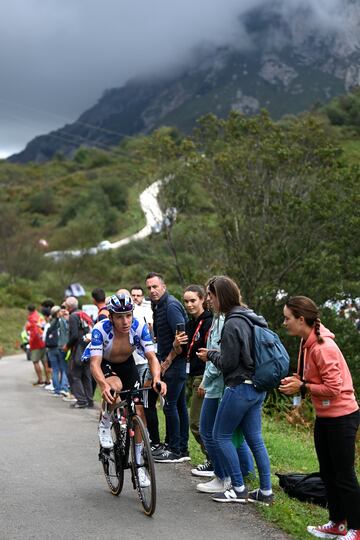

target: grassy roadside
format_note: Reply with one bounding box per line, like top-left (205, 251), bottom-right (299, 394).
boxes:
top-left (156, 406), bottom-right (359, 540)
top-left (258, 416), bottom-right (328, 539)
top-left (0, 307), bottom-right (27, 356)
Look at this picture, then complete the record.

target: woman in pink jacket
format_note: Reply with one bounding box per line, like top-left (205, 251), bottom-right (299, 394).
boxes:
top-left (280, 296), bottom-right (359, 540)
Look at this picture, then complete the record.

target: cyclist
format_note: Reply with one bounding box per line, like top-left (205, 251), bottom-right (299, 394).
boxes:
top-left (85, 293), bottom-right (166, 486)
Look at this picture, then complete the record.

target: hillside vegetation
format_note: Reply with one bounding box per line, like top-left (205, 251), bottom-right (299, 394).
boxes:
top-left (0, 94), bottom-right (360, 396)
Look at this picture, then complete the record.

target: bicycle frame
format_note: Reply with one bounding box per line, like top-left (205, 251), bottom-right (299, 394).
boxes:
top-left (98, 386), bottom-right (157, 515)
top-left (112, 387), bottom-right (144, 470)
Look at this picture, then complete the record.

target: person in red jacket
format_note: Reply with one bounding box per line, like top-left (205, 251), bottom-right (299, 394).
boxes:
top-left (25, 304), bottom-right (51, 385)
top-left (280, 295), bottom-right (360, 540)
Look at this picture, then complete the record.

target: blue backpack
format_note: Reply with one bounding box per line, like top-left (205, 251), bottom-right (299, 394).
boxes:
top-left (228, 313), bottom-right (290, 392)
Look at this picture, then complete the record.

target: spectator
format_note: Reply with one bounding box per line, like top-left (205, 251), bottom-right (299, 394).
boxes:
top-left (145, 272), bottom-right (189, 463)
top-left (195, 286), bottom-right (255, 494)
top-left (45, 306), bottom-right (69, 397)
top-left (20, 327), bottom-right (31, 361)
top-left (130, 285), bottom-right (153, 333)
top-left (91, 288), bottom-right (109, 321)
top-left (64, 296), bottom-right (93, 409)
top-left (90, 287), bottom-right (109, 396)
top-left (200, 276), bottom-right (273, 505)
top-left (41, 306), bottom-right (54, 390)
top-left (57, 304), bottom-right (75, 402)
top-left (173, 285), bottom-right (213, 470)
top-left (25, 304), bottom-right (51, 386)
top-left (280, 295), bottom-right (360, 540)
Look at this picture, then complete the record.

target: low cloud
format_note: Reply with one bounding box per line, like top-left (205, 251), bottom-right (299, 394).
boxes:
top-left (0, 0), bottom-right (351, 154)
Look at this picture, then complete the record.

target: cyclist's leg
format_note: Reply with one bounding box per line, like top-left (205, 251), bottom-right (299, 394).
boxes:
top-left (100, 375), bottom-right (122, 410)
top-left (134, 404), bottom-right (147, 443)
top-left (109, 355), bottom-right (146, 457)
top-left (98, 371), bottom-right (123, 448)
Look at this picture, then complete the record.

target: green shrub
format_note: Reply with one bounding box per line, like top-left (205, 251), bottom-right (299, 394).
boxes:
top-left (28, 189), bottom-right (56, 215)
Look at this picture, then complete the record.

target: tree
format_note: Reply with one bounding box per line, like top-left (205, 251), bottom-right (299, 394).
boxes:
top-left (200, 112), bottom-right (360, 315)
top-left (159, 111), bottom-right (360, 325)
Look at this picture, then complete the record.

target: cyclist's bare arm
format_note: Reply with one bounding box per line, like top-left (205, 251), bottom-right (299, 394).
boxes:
top-left (90, 355), bottom-right (119, 404)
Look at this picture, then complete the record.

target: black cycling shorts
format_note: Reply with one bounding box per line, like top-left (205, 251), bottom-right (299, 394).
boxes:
top-left (101, 355), bottom-right (142, 401)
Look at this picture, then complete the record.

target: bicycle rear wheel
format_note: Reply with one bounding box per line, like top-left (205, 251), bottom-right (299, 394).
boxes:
top-left (130, 415), bottom-right (156, 516)
top-left (100, 422), bottom-right (125, 496)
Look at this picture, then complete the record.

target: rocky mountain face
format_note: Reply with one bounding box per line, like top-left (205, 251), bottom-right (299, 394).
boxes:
top-left (9, 1), bottom-right (360, 163)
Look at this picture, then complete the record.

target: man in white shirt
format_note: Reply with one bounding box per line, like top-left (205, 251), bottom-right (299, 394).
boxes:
top-left (130, 286), bottom-right (153, 331)
top-left (129, 286), bottom-right (160, 451)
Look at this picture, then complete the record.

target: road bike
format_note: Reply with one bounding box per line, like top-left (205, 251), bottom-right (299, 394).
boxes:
top-left (98, 386), bottom-right (158, 516)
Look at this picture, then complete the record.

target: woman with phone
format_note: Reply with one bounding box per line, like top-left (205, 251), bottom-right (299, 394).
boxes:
top-left (198, 276), bottom-right (273, 505)
top-left (280, 296), bottom-right (360, 540)
top-left (195, 284), bottom-right (255, 494)
top-left (173, 285), bottom-right (213, 473)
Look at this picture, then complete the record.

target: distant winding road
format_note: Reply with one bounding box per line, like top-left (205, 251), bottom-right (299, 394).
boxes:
top-left (45, 179), bottom-right (164, 261)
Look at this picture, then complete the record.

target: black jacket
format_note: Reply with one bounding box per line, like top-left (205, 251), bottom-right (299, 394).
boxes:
top-left (207, 306), bottom-right (267, 387)
top-left (185, 310), bottom-right (213, 376)
top-left (67, 310), bottom-right (89, 350)
top-left (152, 292), bottom-right (187, 362)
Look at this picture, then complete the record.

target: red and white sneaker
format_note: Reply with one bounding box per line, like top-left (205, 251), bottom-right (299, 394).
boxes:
top-left (343, 531), bottom-right (360, 540)
top-left (307, 520), bottom-right (347, 538)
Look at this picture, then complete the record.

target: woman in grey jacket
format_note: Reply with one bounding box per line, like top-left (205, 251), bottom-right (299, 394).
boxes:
top-left (196, 310), bottom-right (255, 493)
top-left (198, 276), bottom-right (273, 505)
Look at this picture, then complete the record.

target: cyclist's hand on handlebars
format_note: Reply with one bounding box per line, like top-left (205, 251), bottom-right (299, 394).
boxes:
top-left (153, 380), bottom-right (167, 396)
top-left (101, 383), bottom-right (116, 404)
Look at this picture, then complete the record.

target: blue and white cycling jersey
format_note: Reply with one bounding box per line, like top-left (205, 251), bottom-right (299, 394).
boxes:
top-left (82, 317), bottom-right (155, 362)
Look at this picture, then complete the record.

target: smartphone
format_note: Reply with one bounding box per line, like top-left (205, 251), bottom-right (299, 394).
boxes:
top-left (176, 322), bottom-right (185, 333)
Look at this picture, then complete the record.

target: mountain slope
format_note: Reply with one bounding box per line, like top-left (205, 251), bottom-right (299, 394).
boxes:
top-left (9, 1), bottom-right (360, 163)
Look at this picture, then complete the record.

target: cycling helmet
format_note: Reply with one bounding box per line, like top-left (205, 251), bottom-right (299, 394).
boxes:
top-left (107, 293), bottom-right (134, 314)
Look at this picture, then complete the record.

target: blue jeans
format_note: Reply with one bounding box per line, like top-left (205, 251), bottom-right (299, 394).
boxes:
top-left (162, 360), bottom-right (189, 455)
top-left (200, 397), bottom-right (255, 479)
top-left (213, 383), bottom-right (271, 490)
top-left (47, 348), bottom-right (69, 394)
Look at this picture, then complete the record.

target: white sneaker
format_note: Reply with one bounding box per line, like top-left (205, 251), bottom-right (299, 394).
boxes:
top-left (45, 383), bottom-right (54, 391)
top-left (197, 476), bottom-right (231, 493)
top-left (62, 395), bottom-right (77, 403)
top-left (98, 422), bottom-right (113, 449)
top-left (137, 466), bottom-right (151, 488)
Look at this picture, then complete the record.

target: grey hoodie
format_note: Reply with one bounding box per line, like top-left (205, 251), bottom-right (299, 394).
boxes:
top-left (207, 306), bottom-right (267, 387)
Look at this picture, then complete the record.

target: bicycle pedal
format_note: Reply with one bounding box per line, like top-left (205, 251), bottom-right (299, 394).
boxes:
top-left (98, 448), bottom-right (110, 462)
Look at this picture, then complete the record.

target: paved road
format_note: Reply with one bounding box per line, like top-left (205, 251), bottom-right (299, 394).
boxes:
top-left (0, 354), bottom-right (290, 540)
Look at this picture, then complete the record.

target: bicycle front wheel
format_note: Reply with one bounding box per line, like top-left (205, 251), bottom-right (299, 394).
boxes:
top-left (101, 422), bottom-right (125, 496)
top-left (130, 415), bottom-right (156, 516)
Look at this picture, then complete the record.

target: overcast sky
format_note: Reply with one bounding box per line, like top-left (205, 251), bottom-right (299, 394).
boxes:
top-left (0, 0), bottom-right (347, 158)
